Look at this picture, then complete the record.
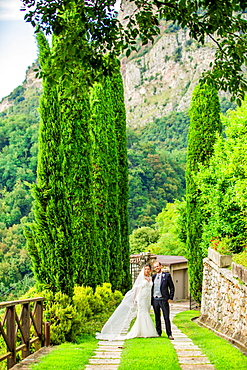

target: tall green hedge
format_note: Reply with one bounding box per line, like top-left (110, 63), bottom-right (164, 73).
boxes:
top-left (186, 83), bottom-right (222, 303)
top-left (25, 33), bottom-right (75, 295)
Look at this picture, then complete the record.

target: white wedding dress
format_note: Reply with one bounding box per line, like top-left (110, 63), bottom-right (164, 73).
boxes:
top-left (96, 269), bottom-right (158, 341)
top-left (125, 278), bottom-right (158, 339)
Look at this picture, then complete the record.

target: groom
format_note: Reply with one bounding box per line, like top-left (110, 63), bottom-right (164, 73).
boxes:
top-left (151, 261), bottom-right (175, 340)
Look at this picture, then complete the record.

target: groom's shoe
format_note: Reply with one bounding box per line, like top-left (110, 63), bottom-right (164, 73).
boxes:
top-left (168, 335), bottom-right (174, 340)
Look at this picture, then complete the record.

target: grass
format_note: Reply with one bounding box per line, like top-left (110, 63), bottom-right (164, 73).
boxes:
top-left (30, 335), bottom-right (97, 370)
top-left (174, 310), bottom-right (247, 370)
top-left (118, 335), bottom-right (180, 370)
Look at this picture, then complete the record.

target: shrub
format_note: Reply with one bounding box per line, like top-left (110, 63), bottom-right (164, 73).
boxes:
top-left (20, 283), bottom-right (123, 345)
top-left (232, 247), bottom-right (247, 268)
top-left (95, 283), bottom-right (123, 309)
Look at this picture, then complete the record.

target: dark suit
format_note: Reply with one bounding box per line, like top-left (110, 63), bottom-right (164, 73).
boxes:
top-left (151, 272), bottom-right (175, 337)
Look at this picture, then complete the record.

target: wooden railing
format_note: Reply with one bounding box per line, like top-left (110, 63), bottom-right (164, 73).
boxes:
top-left (0, 297), bottom-right (46, 369)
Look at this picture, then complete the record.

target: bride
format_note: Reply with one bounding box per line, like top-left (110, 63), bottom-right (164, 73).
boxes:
top-left (96, 264), bottom-right (158, 340)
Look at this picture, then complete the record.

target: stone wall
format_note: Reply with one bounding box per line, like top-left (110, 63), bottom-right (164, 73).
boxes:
top-left (200, 258), bottom-right (247, 351)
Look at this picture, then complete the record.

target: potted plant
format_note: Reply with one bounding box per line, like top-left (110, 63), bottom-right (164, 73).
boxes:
top-left (208, 236), bottom-right (232, 268)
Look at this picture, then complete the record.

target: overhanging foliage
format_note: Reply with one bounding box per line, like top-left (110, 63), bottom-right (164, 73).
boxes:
top-left (21, 0), bottom-right (247, 102)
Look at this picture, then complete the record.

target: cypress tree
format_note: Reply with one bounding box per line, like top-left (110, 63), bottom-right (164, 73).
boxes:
top-left (25, 33), bottom-right (74, 295)
top-left (26, 32), bottom-right (99, 294)
top-left (89, 82), bottom-right (110, 283)
top-left (51, 27), bottom-right (99, 288)
top-left (186, 83), bottom-right (222, 303)
top-left (60, 87), bottom-right (99, 288)
top-left (109, 62), bottom-right (132, 292)
top-left (89, 63), bottom-right (131, 291)
top-left (103, 75), bottom-right (123, 291)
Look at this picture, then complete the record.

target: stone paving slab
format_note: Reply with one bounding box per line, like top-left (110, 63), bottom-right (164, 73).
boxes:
top-left (173, 337), bottom-right (194, 342)
top-left (85, 365), bottom-right (119, 370)
top-left (180, 365), bottom-right (215, 370)
top-left (98, 341), bottom-right (124, 346)
top-left (179, 357), bottom-right (211, 364)
top-left (96, 347), bottom-right (122, 351)
top-left (174, 346), bottom-right (204, 353)
top-left (173, 343), bottom-right (201, 349)
top-left (92, 352), bottom-right (121, 358)
top-left (173, 345), bottom-right (200, 350)
top-left (176, 350), bottom-right (206, 356)
top-left (89, 358), bottom-right (121, 364)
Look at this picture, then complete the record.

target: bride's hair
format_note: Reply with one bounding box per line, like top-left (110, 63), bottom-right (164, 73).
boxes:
top-left (144, 263), bottom-right (151, 269)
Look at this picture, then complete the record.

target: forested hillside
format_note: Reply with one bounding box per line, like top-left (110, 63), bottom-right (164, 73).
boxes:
top-left (127, 112), bottom-right (188, 229)
top-left (0, 68), bottom-right (41, 299)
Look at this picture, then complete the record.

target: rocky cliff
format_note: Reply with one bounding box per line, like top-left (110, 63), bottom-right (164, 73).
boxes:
top-left (0, 17), bottom-right (219, 126)
top-left (121, 26), bottom-right (216, 127)
top-left (0, 62), bottom-right (42, 114)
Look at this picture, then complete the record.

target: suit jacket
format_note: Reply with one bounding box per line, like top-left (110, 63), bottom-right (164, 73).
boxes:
top-left (151, 272), bottom-right (175, 302)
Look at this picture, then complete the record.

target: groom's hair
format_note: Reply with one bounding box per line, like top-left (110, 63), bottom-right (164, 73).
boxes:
top-left (154, 261), bottom-right (162, 266)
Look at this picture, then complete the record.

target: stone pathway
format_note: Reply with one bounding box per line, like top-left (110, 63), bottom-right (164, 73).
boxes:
top-left (169, 301), bottom-right (216, 370)
top-left (85, 341), bottom-right (123, 370)
top-left (85, 300), bottom-right (216, 370)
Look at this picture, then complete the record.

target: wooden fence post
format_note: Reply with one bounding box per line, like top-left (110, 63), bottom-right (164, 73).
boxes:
top-left (44, 322), bottom-right (50, 347)
top-left (34, 301), bottom-right (43, 350)
top-left (6, 306), bottom-right (16, 369)
top-left (22, 303), bottom-right (30, 358)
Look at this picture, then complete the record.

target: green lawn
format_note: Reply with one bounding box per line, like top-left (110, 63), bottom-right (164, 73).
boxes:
top-left (174, 310), bottom-right (247, 370)
top-left (30, 335), bottom-right (97, 370)
top-left (118, 335), bottom-right (180, 370)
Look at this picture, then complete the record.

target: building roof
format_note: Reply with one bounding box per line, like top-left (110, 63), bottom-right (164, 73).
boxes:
top-left (129, 253), bottom-right (187, 266)
top-left (156, 255), bottom-right (187, 266)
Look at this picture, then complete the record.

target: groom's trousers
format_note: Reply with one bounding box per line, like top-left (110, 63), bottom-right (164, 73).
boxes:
top-left (152, 298), bottom-right (172, 337)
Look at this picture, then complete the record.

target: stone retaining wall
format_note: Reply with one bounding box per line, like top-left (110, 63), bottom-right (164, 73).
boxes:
top-left (200, 257), bottom-right (247, 350)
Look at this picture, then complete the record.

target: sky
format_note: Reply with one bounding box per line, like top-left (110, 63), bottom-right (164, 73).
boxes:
top-left (0, 0), bottom-right (121, 102)
top-left (0, 0), bottom-right (38, 101)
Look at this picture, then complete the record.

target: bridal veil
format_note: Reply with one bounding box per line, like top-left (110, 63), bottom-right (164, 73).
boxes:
top-left (96, 268), bottom-right (145, 340)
